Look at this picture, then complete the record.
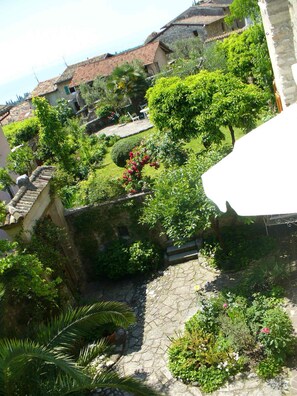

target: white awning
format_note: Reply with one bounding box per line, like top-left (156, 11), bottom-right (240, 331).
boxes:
top-left (202, 103), bottom-right (297, 216)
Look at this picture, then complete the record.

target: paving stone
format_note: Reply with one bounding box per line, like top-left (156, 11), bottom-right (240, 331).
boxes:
top-left (85, 258), bottom-right (297, 395)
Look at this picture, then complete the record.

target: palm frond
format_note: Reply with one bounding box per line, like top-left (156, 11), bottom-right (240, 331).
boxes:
top-left (62, 371), bottom-right (162, 396)
top-left (77, 338), bottom-right (110, 367)
top-left (36, 301), bottom-right (135, 352)
top-left (0, 338), bottom-right (87, 394)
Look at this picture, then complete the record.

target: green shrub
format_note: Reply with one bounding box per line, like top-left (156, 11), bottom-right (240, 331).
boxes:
top-left (169, 291), bottom-right (295, 392)
top-left (75, 172), bottom-right (125, 206)
top-left (202, 224), bottom-right (276, 271)
top-left (259, 308), bottom-right (294, 358)
top-left (95, 104), bottom-right (114, 118)
top-left (118, 114), bottom-right (131, 124)
top-left (168, 328), bottom-right (244, 392)
top-left (97, 241), bottom-right (130, 280)
top-left (256, 356), bottom-right (283, 379)
top-left (127, 241), bottom-right (161, 274)
top-left (3, 117), bottom-right (40, 146)
top-left (96, 240), bottom-right (161, 280)
top-left (111, 136), bottom-right (143, 167)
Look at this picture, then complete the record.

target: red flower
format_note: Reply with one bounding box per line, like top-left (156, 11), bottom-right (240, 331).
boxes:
top-left (260, 327), bottom-right (270, 334)
top-left (129, 152), bottom-right (134, 159)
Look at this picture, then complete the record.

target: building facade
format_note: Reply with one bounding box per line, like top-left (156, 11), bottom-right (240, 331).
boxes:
top-left (259, 0), bottom-right (297, 107)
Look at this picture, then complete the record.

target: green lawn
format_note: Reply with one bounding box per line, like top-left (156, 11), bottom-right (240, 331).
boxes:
top-left (98, 125), bottom-right (245, 179)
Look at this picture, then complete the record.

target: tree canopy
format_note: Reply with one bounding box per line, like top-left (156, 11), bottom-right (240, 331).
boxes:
top-left (141, 149), bottom-right (229, 243)
top-left (225, 0), bottom-right (261, 24)
top-left (147, 70), bottom-right (268, 146)
top-left (218, 24), bottom-right (273, 92)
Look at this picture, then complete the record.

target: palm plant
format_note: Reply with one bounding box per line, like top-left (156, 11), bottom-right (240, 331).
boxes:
top-left (0, 301), bottom-right (160, 396)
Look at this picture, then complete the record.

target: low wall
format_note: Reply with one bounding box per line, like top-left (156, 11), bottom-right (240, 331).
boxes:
top-left (65, 192), bottom-right (167, 279)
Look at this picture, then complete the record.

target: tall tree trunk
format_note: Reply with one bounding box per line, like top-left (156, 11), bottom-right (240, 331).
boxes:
top-left (228, 125), bottom-right (236, 147)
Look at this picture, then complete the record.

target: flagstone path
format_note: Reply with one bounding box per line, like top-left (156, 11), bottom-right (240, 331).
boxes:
top-left (85, 257), bottom-right (297, 396)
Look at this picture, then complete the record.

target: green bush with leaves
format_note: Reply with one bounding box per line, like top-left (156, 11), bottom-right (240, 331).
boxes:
top-left (3, 117), bottom-right (40, 146)
top-left (201, 224), bottom-right (276, 271)
top-left (141, 149), bottom-right (229, 243)
top-left (0, 241), bottom-right (61, 337)
top-left (75, 172), bottom-right (125, 206)
top-left (168, 291), bottom-right (295, 392)
top-left (96, 240), bottom-right (161, 280)
top-left (111, 135), bottom-right (143, 167)
top-left (7, 143), bottom-right (35, 175)
top-left (144, 131), bottom-right (188, 168)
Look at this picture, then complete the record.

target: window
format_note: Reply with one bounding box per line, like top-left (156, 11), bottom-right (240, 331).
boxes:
top-left (64, 86), bottom-right (70, 95)
top-left (193, 30), bottom-right (198, 37)
top-left (117, 226), bottom-right (130, 240)
top-left (69, 87), bottom-right (76, 93)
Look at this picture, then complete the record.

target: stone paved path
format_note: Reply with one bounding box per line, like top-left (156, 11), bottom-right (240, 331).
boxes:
top-left (96, 119), bottom-right (153, 138)
top-left (85, 258), bottom-right (297, 395)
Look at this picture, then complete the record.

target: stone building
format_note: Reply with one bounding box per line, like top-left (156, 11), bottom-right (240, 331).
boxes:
top-left (259, 0), bottom-right (297, 107)
top-left (145, 0), bottom-right (244, 46)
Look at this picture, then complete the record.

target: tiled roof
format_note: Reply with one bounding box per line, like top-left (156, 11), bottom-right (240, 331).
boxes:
top-left (3, 166), bottom-right (55, 227)
top-left (28, 77), bottom-right (58, 99)
top-left (1, 101), bottom-right (34, 126)
top-left (70, 42), bottom-right (170, 87)
top-left (175, 14), bottom-right (225, 25)
top-left (205, 27), bottom-right (246, 42)
top-left (0, 104), bottom-right (13, 117)
top-left (56, 53), bottom-right (113, 84)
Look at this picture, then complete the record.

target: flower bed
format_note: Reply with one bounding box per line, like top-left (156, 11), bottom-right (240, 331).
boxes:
top-left (168, 291), bottom-right (295, 393)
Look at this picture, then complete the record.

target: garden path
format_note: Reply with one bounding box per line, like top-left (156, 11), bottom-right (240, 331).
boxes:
top-left (85, 256), bottom-right (297, 396)
top-left (96, 119), bottom-right (153, 138)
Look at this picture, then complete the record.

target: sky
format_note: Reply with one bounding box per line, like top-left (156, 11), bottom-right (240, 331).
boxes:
top-left (0, 0), bottom-right (191, 104)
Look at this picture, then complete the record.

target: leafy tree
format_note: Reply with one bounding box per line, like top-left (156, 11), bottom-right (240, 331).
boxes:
top-left (80, 76), bottom-right (108, 106)
top-left (55, 98), bottom-right (74, 126)
top-left (141, 149), bottom-right (229, 243)
top-left (160, 37), bottom-right (204, 78)
top-left (33, 97), bottom-right (73, 170)
top-left (147, 70), bottom-right (268, 146)
top-left (225, 0), bottom-right (260, 24)
top-left (0, 302), bottom-right (159, 396)
top-left (0, 169), bottom-right (14, 197)
top-left (218, 24), bottom-right (274, 92)
top-left (7, 144), bottom-right (35, 175)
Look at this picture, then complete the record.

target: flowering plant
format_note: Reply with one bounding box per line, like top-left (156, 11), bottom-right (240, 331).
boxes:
top-left (122, 148), bottom-right (159, 194)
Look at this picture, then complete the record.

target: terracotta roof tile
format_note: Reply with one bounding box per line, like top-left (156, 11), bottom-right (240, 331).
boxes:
top-left (3, 166), bottom-right (55, 227)
top-left (56, 53), bottom-right (113, 84)
top-left (28, 77), bottom-right (58, 98)
top-left (70, 42), bottom-right (170, 87)
top-left (1, 102), bottom-right (34, 126)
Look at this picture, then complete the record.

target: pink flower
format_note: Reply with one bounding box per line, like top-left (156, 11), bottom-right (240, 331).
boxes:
top-left (260, 327), bottom-right (270, 334)
top-left (223, 303), bottom-right (228, 309)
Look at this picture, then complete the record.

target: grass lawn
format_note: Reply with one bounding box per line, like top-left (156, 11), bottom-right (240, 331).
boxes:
top-left (97, 125), bottom-right (245, 179)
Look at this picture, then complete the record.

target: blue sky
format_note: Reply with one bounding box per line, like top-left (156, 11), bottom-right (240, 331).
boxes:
top-left (0, 0), bottom-right (190, 104)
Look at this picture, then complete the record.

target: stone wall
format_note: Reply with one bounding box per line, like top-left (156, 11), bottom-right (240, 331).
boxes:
top-left (65, 193), bottom-right (167, 279)
top-left (152, 25), bottom-right (206, 46)
top-left (259, 0), bottom-right (297, 107)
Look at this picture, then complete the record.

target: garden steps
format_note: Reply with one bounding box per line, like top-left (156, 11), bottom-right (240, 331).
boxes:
top-left (165, 239), bottom-right (202, 265)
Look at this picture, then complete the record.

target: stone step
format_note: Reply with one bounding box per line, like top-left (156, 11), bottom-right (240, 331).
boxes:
top-left (166, 249), bottom-right (198, 265)
top-left (166, 239), bottom-right (202, 256)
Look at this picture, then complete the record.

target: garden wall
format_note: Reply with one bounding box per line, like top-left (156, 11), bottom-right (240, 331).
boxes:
top-left (65, 192), bottom-right (167, 279)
